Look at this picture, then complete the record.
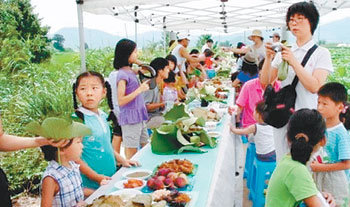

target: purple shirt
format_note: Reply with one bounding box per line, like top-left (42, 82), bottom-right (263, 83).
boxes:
top-left (116, 67), bottom-right (148, 125)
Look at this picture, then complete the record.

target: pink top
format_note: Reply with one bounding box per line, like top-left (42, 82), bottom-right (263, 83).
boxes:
top-left (236, 78), bottom-right (281, 128)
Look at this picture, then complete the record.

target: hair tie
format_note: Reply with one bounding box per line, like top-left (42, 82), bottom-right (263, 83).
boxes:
top-left (295, 133), bottom-right (309, 142)
top-left (342, 105), bottom-right (348, 114)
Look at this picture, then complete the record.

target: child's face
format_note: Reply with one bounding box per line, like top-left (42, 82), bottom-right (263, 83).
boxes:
top-left (160, 66), bottom-right (170, 80)
top-left (317, 96), bottom-right (343, 120)
top-left (76, 76), bottom-right (106, 112)
top-left (168, 61), bottom-right (175, 71)
top-left (128, 48), bottom-right (138, 64)
top-left (62, 138), bottom-right (83, 161)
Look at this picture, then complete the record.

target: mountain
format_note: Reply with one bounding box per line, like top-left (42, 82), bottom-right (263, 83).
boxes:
top-left (53, 17), bottom-right (350, 50)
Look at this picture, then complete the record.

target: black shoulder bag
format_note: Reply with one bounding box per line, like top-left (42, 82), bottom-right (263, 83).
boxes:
top-left (263, 44), bottom-right (318, 128)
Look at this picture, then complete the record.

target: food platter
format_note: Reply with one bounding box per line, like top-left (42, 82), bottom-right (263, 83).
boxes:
top-left (114, 179), bottom-right (146, 190)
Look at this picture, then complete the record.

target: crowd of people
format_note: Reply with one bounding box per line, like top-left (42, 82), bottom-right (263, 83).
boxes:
top-left (0, 1), bottom-right (349, 207)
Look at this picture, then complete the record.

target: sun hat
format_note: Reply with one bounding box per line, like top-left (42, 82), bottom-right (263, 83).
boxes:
top-left (242, 51), bottom-right (258, 65)
top-left (177, 33), bottom-right (190, 41)
top-left (26, 117), bottom-right (92, 141)
top-left (270, 32), bottom-right (280, 38)
top-left (248, 29), bottom-right (263, 40)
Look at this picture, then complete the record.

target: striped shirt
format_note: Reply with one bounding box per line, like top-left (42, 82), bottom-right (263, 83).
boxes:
top-left (325, 123), bottom-right (350, 180)
top-left (42, 160), bottom-right (84, 207)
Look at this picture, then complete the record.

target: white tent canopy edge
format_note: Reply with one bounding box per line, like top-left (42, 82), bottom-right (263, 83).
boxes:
top-left (76, 0), bottom-right (350, 71)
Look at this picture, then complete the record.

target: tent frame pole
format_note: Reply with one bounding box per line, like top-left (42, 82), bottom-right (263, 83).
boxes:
top-left (77, 0), bottom-right (86, 72)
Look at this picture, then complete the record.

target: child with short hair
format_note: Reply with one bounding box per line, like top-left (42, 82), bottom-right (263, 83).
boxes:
top-left (41, 138), bottom-right (85, 207)
top-left (266, 109), bottom-right (335, 207)
top-left (230, 101), bottom-right (276, 162)
top-left (311, 82), bottom-right (350, 206)
top-left (28, 117), bottom-right (92, 207)
top-left (72, 71), bottom-right (139, 192)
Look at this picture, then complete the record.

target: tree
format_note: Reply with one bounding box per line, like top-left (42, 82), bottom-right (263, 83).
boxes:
top-left (0, 0), bottom-right (51, 71)
top-left (196, 34), bottom-right (212, 49)
top-left (52, 34), bottom-right (65, 51)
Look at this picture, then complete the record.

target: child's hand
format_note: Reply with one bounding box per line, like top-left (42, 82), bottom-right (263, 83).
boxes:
top-left (75, 201), bottom-right (87, 207)
top-left (229, 123), bottom-right (237, 133)
top-left (322, 192), bottom-right (336, 207)
top-left (97, 175), bottom-right (111, 185)
top-left (310, 160), bottom-right (325, 172)
top-left (138, 80), bottom-right (150, 93)
top-left (122, 160), bottom-right (140, 168)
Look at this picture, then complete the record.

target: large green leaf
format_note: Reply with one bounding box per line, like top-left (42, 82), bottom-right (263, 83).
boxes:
top-left (156, 124), bottom-right (176, 135)
top-left (196, 117), bottom-right (206, 127)
top-left (181, 117), bottom-right (198, 132)
top-left (199, 130), bottom-right (217, 148)
top-left (25, 117), bottom-right (91, 141)
top-left (177, 145), bottom-right (207, 154)
top-left (163, 104), bottom-right (189, 121)
top-left (151, 129), bottom-right (182, 154)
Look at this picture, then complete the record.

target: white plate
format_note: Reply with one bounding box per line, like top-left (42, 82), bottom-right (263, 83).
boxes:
top-left (122, 169), bottom-right (152, 180)
top-left (114, 179), bottom-right (146, 190)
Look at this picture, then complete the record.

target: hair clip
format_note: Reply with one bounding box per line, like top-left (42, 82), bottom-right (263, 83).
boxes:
top-left (295, 133), bottom-right (309, 142)
top-left (341, 105), bottom-right (348, 114)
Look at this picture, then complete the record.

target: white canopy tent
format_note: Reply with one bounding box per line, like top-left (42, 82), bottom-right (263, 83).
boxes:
top-left (76, 0), bottom-right (350, 71)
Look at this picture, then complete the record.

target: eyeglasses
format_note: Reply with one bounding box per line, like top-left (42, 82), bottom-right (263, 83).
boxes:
top-left (288, 16), bottom-right (306, 24)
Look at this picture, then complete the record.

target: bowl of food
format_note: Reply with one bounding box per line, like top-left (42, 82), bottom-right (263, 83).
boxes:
top-left (122, 169), bottom-right (152, 180)
top-left (114, 179), bottom-right (145, 190)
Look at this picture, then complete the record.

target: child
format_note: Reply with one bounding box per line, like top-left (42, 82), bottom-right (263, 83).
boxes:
top-left (41, 137), bottom-right (85, 207)
top-left (33, 117), bottom-right (92, 207)
top-left (73, 71), bottom-right (138, 191)
top-left (311, 82), bottom-right (350, 205)
top-left (230, 101), bottom-right (276, 162)
top-left (266, 109), bottom-right (335, 207)
top-left (163, 70), bottom-right (179, 109)
top-left (115, 38), bottom-right (150, 159)
top-left (143, 57), bottom-right (169, 128)
top-left (166, 55), bottom-right (186, 101)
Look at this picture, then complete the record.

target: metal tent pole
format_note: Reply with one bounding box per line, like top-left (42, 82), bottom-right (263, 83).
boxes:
top-left (134, 6), bottom-right (138, 45)
top-left (76, 0), bottom-right (86, 72)
top-left (163, 16), bottom-right (167, 55)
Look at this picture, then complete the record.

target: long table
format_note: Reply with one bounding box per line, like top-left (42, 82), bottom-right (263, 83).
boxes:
top-left (85, 89), bottom-right (244, 206)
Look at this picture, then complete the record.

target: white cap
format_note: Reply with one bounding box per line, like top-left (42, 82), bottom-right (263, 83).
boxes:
top-left (177, 33), bottom-right (190, 40)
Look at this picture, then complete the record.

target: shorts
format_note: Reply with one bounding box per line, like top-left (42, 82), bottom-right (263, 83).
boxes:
top-left (0, 168), bottom-right (12, 207)
top-left (121, 121), bottom-right (149, 148)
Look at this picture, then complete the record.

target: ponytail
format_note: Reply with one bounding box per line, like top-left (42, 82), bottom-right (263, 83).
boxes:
top-left (290, 135), bottom-right (313, 165)
top-left (104, 81), bottom-right (118, 127)
top-left (287, 109), bottom-right (326, 165)
top-left (72, 82), bottom-right (85, 121)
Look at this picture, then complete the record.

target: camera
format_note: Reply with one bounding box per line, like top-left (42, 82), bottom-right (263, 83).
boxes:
top-left (271, 43), bottom-right (282, 53)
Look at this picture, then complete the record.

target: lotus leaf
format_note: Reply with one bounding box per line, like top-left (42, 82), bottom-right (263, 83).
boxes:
top-left (26, 117), bottom-right (91, 141)
top-left (163, 104), bottom-right (189, 122)
top-left (177, 145), bottom-right (207, 154)
top-left (176, 129), bottom-right (193, 146)
top-left (199, 130), bottom-right (217, 148)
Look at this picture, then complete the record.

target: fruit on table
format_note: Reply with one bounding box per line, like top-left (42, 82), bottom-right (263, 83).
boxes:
top-left (147, 168), bottom-right (190, 190)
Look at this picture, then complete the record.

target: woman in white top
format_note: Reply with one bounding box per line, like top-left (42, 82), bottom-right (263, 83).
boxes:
top-left (171, 34), bottom-right (199, 85)
top-left (224, 29), bottom-right (265, 63)
top-left (260, 2), bottom-right (333, 161)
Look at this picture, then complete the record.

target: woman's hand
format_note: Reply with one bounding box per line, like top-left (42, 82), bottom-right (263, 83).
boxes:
top-left (281, 45), bottom-right (298, 67)
top-left (47, 139), bottom-right (71, 148)
top-left (265, 43), bottom-right (276, 60)
top-left (322, 192), bottom-right (336, 207)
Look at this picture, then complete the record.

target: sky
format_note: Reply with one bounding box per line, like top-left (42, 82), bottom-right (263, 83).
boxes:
top-left (31, 0), bottom-right (350, 36)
